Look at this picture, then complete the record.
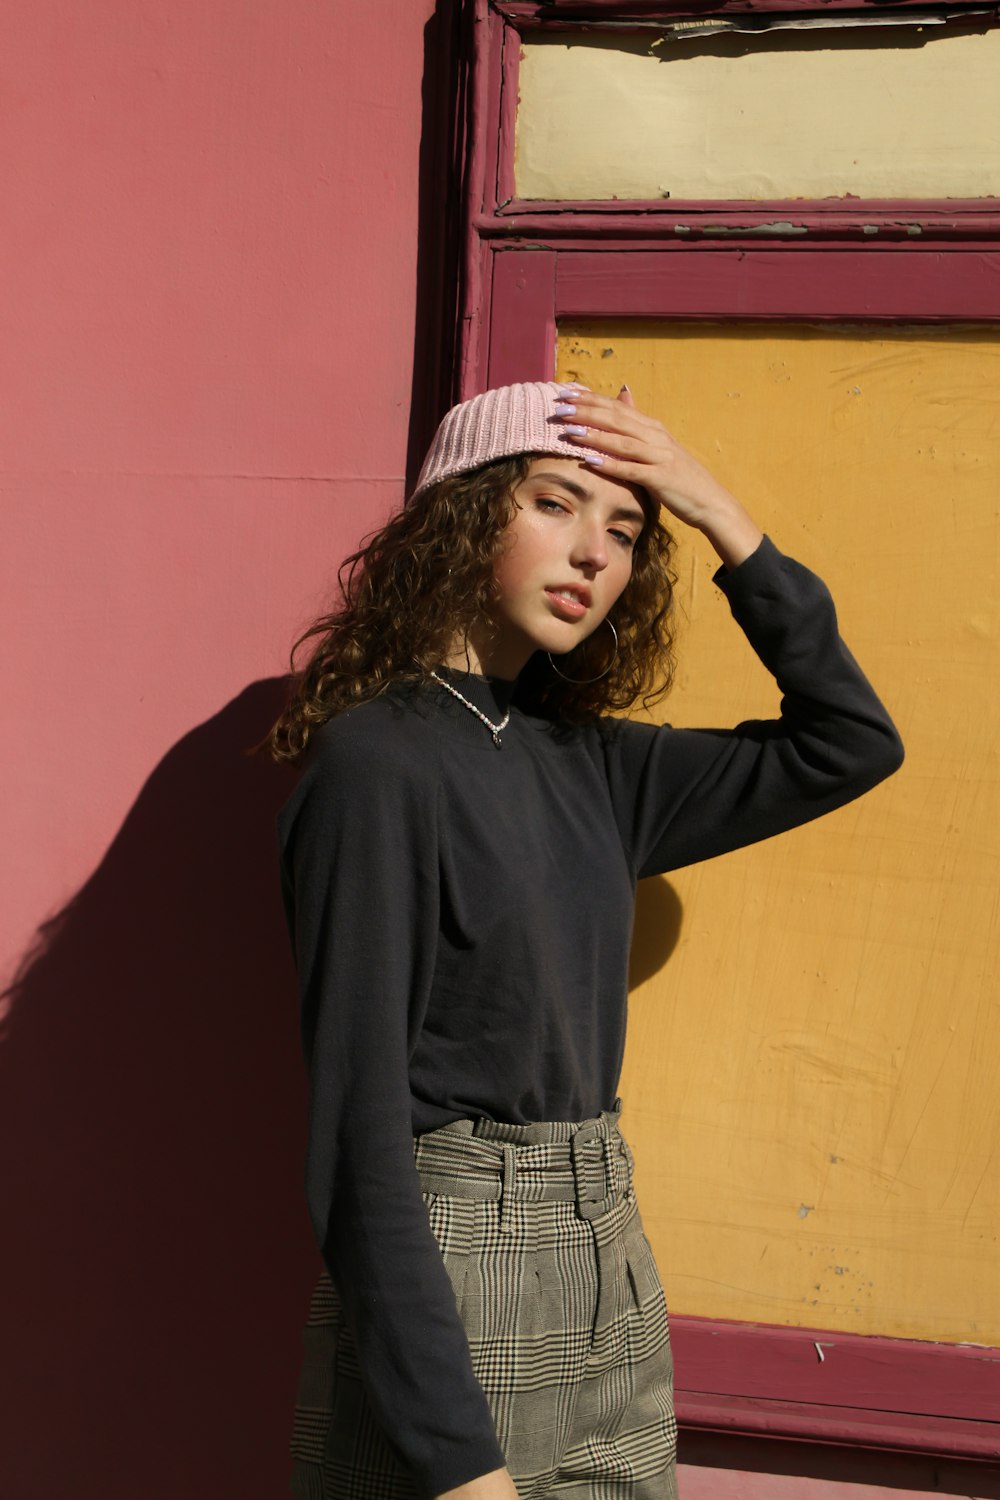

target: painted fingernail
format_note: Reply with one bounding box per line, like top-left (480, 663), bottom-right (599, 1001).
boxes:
top-left (563, 423), bottom-right (588, 436)
top-left (553, 402), bottom-right (576, 416)
top-left (584, 454), bottom-right (605, 465)
top-left (619, 384), bottom-right (631, 395)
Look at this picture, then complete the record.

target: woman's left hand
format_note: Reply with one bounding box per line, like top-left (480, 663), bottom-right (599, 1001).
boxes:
top-left (558, 384), bottom-right (764, 569)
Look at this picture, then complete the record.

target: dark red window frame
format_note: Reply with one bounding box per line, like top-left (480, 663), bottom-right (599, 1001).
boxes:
top-left (457, 0), bottom-right (1000, 396)
top-left (447, 0), bottom-right (1000, 1470)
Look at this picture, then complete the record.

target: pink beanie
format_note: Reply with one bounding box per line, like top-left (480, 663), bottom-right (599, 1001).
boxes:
top-left (409, 381), bottom-right (605, 504)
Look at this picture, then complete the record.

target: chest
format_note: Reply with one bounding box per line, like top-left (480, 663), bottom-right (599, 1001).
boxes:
top-left (435, 738), bottom-right (634, 950)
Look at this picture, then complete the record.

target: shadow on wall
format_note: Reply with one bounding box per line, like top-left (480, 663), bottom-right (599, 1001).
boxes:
top-left (0, 680), bottom-right (318, 1500)
top-left (629, 876), bottom-right (683, 992)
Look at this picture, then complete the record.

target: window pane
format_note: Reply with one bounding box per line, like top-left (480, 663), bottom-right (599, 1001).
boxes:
top-left (557, 320), bottom-right (1000, 1339)
top-left (518, 29), bottom-right (1000, 200)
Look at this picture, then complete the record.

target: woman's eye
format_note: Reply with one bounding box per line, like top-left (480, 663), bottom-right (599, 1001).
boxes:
top-left (611, 529), bottom-right (636, 550)
top-left (536, 497), bottom-right (567, 514)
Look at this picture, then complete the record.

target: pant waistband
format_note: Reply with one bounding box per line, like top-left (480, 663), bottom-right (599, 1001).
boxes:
top-left (413, 1099), bottom-right (630, 1228)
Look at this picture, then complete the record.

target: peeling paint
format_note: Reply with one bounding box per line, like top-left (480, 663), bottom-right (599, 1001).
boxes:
top-left (797, 1203), bottom-right (815, 1218)
top-left (646, 12), bottom-right (996, 42)
top-left (702, 222), bottom-right (808, 237)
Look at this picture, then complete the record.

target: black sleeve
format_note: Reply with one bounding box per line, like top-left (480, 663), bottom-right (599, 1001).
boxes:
top-left (602, 536), bottom-right (905, 878)
top-left (278, 721), bottom-right (506, 1498)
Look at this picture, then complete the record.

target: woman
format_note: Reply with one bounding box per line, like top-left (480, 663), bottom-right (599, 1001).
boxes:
top-left (269, 380), bottom-right (903, 1500)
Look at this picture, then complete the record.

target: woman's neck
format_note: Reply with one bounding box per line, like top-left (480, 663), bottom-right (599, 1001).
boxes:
top-left (442, 624), bottom-right (530, 682)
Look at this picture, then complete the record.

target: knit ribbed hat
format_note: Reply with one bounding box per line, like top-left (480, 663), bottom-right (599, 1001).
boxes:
top-left (409, 381), bottom-right (605, 504)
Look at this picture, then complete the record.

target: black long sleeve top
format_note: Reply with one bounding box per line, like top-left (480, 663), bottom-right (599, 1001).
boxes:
top-left (276, 537), bottom-right (904, 1498)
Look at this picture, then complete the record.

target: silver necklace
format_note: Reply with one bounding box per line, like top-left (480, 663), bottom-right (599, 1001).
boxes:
top-left (430, 671), bottom-right (510, 746)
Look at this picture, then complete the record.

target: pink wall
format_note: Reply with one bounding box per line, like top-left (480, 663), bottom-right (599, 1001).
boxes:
top-left (0, 3), bottom-right (439, 1494)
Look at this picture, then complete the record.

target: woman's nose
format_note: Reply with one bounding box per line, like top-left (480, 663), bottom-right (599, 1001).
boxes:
top-left (571, 522), bottom-right (609, 571)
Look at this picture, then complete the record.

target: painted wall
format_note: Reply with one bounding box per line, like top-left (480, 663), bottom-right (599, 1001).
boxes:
top-left (517, 27), bottom-right (1000, 200)
top-left (0, 3), bottom-right (438, 1496)
top-left (556, 322), bottom-right (1000, 1344)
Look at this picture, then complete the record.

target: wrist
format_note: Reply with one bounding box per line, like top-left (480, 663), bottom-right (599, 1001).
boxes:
top-left (696, 495), bottom-right (764, 572)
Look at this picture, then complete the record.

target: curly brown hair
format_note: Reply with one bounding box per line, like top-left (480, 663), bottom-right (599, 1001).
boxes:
top-left (265, 455), bottom-right (677, 763)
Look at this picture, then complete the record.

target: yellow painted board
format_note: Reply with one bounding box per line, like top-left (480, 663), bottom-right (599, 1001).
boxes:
top-left (518, 29), bottom-right (1000, 200)
top-left (557, 322), bottom-right (1000, 1344)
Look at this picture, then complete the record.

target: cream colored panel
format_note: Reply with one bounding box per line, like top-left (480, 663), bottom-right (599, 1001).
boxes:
top-left (557, 322), bottom-right (1000, 1342)
top-left (519, 30), bottom-right (1000, 200)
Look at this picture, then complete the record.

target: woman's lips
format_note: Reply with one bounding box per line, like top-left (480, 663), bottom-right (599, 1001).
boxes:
top-left (544, 587), bottom-right (589, 622)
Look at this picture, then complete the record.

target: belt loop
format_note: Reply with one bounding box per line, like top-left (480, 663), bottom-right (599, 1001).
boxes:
top-left (499, 1145), bottom-right (517, 1234)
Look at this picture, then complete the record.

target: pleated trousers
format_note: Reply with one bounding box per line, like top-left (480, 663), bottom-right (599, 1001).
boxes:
top-left (290, 1101), bottom-right (678, 1499)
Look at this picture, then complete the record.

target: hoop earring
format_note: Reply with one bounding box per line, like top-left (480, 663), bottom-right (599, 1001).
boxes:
top-left (547, 619), bottom-right (619, 684)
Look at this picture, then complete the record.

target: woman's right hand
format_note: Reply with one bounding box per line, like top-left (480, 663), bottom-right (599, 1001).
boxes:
top-left (434, 1465), bottom-right (521, 1500)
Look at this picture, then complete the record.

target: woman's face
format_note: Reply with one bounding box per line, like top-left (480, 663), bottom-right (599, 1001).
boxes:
top-left (483, 457), bottom-right (648, 678)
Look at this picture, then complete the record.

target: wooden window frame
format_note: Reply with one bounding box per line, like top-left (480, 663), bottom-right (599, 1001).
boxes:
top-left (456, 0), bottom-right (1000, 395)
top-left (445, 0), bottom-right (1000, 1471)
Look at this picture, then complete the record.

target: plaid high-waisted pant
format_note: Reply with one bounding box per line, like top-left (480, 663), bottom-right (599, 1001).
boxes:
top-left (289, 1101), bottom-right (678, 1499)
